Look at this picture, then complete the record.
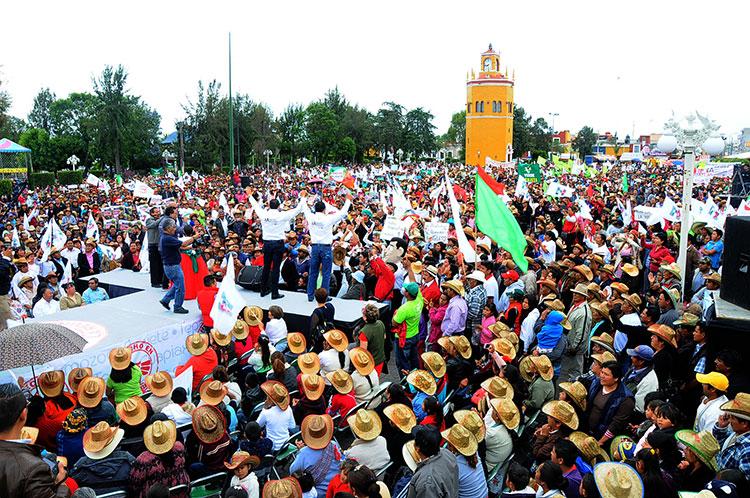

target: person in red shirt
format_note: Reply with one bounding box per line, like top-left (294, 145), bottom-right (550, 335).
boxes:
top-left (28, 370), bottom-right (78, 451)
top-left (175, 333), bottom-right (218, 391)
top-left (325, 458), bottom-right (357, 498)
top-left (196, 275), bottom-right (219, 332)
top-left (420, 265), bottom-right (441, 309)
top-left (368, 253), bottom-right (395, 302)
top-left (326, 370), bottom-right (358, 427)
top-left (643, 232), bottom-right (675, 274)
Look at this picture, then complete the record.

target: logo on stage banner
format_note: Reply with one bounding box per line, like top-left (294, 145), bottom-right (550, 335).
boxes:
top-left (130, 340), bottom-right (159, 391)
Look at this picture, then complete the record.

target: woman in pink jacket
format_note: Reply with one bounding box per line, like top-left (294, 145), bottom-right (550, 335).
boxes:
top-left (427, 293), bottom-right (449, 351)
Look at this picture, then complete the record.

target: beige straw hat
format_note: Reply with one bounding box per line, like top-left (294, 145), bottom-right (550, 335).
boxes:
top-left (143, 420), bottom-right (177, 455)
top-left (347, 409), bottom-right (382, 441)
top-left (383, 403), bottom-right (417, 434)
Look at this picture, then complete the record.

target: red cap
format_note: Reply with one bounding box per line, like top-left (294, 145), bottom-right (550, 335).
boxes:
top-left (501, 270), bottom-right (519, 281)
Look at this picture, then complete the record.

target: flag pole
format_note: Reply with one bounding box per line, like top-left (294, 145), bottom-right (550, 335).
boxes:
top-left (228, 32), bottom-right (235, 171)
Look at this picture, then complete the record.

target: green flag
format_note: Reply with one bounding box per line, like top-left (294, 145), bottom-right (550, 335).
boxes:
top-left (115, 174), bottom-right (123, 186)
top-left (622, 173), bottom-right (628, 193)
top-left (536, 155), bottom-right (547, 166)
top-left (475, 167), bottom-right (528, 273)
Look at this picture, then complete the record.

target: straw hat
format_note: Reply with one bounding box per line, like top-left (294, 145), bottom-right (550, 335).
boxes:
top-left (20, 426), bottom-right (39, 444)
top-left (663, 287), bottom-right (681, 309)
top-left (77, 376), bottom-right (106, 408)
top-left (600, 265), bottom-right (615, 276)
top-left (38, 370), bottom-right (65, 397)
top-left (545, 299), bottom-right (566, 312)
top-left (675, 430), bottom-right (720, 471)
top-left (491, 338), bottom-right (517, 360)
top-left (591, 333), bottom-right (616, 355)
top-left (648, 324), bottom-right (678, 348)
top-left (570, 431), bottom-right (610, 464)
top-left (481, 376), bottom-right (514, 400)
top-left (454, 410), bottom-right (486, 442)
top-left (210, 329), bottom-right (232, 347)
top-left (326, 369), bottom-right (353, 394)
top-left (333, 246), bottom-right (347, 267)
top-left (117, 396), bottom-right (149, 426)
top-left (519, 356), bottom-right (535, 382)
top-left (261, 380), bottom-right (290, 410)
top-left (559, 381), bottom-right (588, 412)
top-left (200, 380), bottom-right (228, 406)
top-left (593, 462), bottom-right (644, 498)
top-left (186, 333), bottom-right (209, 356)
top-left (145, 371), bottom-right (173, 397)
top-left (243, 306), bottom-right (263, 326)
top-left (441, 279), bottom-right (465, 297)
top-left (287, 332), bottom-right (306, 354)
top-left (350, 347), bottom-right (375, 376)
top-left (571, 283), bottom-right (590, 297)
top-left (83, 422), bottom-right (125, 460)
top-left (623, 293), bottom-right (642, 309)
top-left (143, 420), bottom-right (177, 455)
top-left (591, 351), bottom-right (617, 365)
top-left (411, 261), bottom-right (424, 274)
top-left (407, 369), bottom-right (437, 396)
top-left (421, 352), bottom-right (446, 378)
top-left (18, 275), bottom-right (34, 287)
top-left (622, 263), bottom-right (639, 277)
top-left (466, 270), bottom-right (486, 283)
top-left (542, 400), bottom-right (579, 430)
top-left (610, 282), bottom-right (629, 295)
top-left (720, 392), bottom-right (750, 421)
top-left (539, 279), bottom-right (558, 291)
top-left (301, 414), bottom-right (334, 450)
top-left (297, 352), bottom-right (321, 375)
top-left (225, 450), bottom-right (261, 471)
top-left (674, 312), bottom-right (700, 327)
top-left (192, 405), bottom-right (226, 444)
top-left (68, 367), bottom-right (92, 393)
top-left (706, 273), bottom-right (721, 284)
top-left (262, 478), bottom-right (303, 498)
top-left (402, 440), bottom-right (421, 472)
top-left (590, 302), bottom-right (611, 320)
top-left (573, 265), bottom-right (594, 282)
top-left (301, 374), bottom-right (326, 401)
top-left (488, 397), bottom-right (520, 430)
top-left (347, 409), bottom-right (382, 441)
top-left (489, 321), bottom-right (511, 338)
top-left (108, 347), bottom-right (132, 371)
top-left (383, 403), bottom-right (417, 434)
top-left (529, 354), bottom-right (554, 381)
top-left (498, 329), bottom-right (519, 349)
top-left (442, 424), bottom-right (478, 456)
top-left (323, 330), bottom-right (348, 352)
top-left (449, 335), bottom-right (472, 359)
top-left (232, 320), bottom-right (250, 340)
top-left (660, 262), bottom-right (681, 279)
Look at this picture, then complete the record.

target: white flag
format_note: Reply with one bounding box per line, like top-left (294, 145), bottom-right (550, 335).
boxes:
top-left (11, 227), bottom-right (20, 248)
top-left (661, 196), bottom-right (681, 222)
top-left (86, 212), bottom-right (99, 241)
top-left (515, 175), bottom-right (529, 199)
top-left (738, 199), bottom-right (750, 216)
top-left (577, 199), bottom-right (593, 220)
top-left (61, 260), bottom-right (73, 285)
top-left (50, 218), bottom-right (67, 251)
top-left (444, 171), bottom-right (476, 263)
top-left (219, 192), bottom-right (231, 214)
top-left (86, 173), bottom-right (102, 188)
top-left (545, 182), bottom-right (575, 198)
top-left (209, 255), bottom-right (245, 333)
top-left (134, 180), bottom-right (155, 199)
top-left (23, 213), bottom-right (30, 231)
top-left (140, 231), bottom-right (150, 272)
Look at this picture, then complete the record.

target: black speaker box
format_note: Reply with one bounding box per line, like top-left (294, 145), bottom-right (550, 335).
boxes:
top-left (720, 216), bottom-right (750, 310)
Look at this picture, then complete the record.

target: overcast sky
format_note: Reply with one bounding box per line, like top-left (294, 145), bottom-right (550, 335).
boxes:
top-left (2, 0), bottom-right (748, 140)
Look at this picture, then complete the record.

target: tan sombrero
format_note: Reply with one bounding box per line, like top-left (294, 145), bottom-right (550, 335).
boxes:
top-left (591, 351), bottom-right (617, 365)
top-left (407, 369), bottom-right (437, 396)
top-left (383, 403), bottom-right (417, 434)
top-left (623, 293), bottom-right (642, 310)
top-left (542, 400), bottom-right (579, 430)
top-left (323, 329), bottom-right (348, 352)
top-left (571, 283), bottom-right (590, 297)
top-left (68, 367), bottom-right (92, 393)
top-left (261, 380), bottom-right (290, 410)
top-left (489, 397), bottom-right (520, 430)
top-left (545, 299), bottom-right (566, 312)
top-left (593, 462), bottom-right (643, 498)
top-left (350, 347), bottom-right (375, 376)
top-left (450, 335), bottom-right (472, 359)
top-left (77, 376), bottom-right (106, 408)
top-left (529, 354), bottom-right (554, 381)
top-left (83, 421), bottom-right (125, 460)
top-left (262, 478), bottom-right (303, 498)
top-left (225, 450), bottom-right (261, 471)
top-left (297, 352), bottom-right (321, 375)
top-left (18, 275), bottom-right (34, 287)
top-left (538, 279), bottom-right (558, 291)
top-left (590, 302), bottom-right (611, 320)
top-left (243, 306), bottom-right (263, 326)
top-left (421, 352), bottom-right (446, 378)
top-left (143, 420), bottom-right (177, 455)
top-left (301, 414), bottom-right (334, 450)
top-left (573, 265), bottom-right (594, 282)
top-left (333, 246), bottom-right (346, 267)
top-left (145, 371), bottom-right (173, 397)
top-left (719, 392), bottom-right (750, 421)
top-left (481, 376), bottom-right (514, 400)
top-left (609, 282), bottom-right (629, 295)
top-left (660, 262), bottom-right (681, 280)
top-left (186, 333), bottom-right (209, 356)
top-left (600, 265), bottom-right (615, 276)
top-left (489, 321), bottom-right (511, 338)
top-left (287, 332), bottom-right (306, 354)
top-left (402, 440), bottom-right (421, 472)
top-left (192, 405), bottom-right (227, 444)
top-left (109, 347), bottom-right (132, 371)
top-left (454, 410), bottom-right (486, 442)
top-left (210, 329), bottom-right (232, 347)
top-left (490, 338), bottom-right (517, 360)
top-left (326, 369), bottom-right (354, 394)
top-left (200, 380), bottom-right (228, 406)
top-left (117, 396), bottom-right (149, 426)
top-left (559, 381), bottom-right (588, 412)
top-left (38, 370), bottom-right (65, 398)
top-left (232, 320), bottom-right (250, 340)
top-left (442, 424), bottom-right (478, 457)
top-left (301, 374), bottom-right (326, 401)
top-left (591, 333), bottom-right (616, 355)
top-left (622, 263), bottom-right (639, 277)
top-left (648, 324), bottom-right (678, 348)
top-left (570, 431), bottom-right (610, 464)
top-left (347, 409), bottom-right (382, 441)
top-left (675, 430), bottom-right (720, 471)
top-left (441, 279), bottom-right (465, 297)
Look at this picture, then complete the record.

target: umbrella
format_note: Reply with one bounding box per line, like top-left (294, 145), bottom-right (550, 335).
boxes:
top-left (0, 322), bottom-right (88, 371)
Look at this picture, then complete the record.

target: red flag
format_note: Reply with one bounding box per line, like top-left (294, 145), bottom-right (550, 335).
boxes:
top-left (342, 173), bottom-right (355, 190)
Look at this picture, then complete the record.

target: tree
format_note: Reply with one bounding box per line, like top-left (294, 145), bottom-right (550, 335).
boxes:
top-left (573, 125), bottom-right (597, 158)
top-left (374, 102), bottom-right (405, 156)
top-left (339, 105), bottom-right (374, 162)
top-left (403, 107), bottom-right (436, 158)
top-left (305, 102), bottom-right (339, 163)
top-left (512, 106), bottom-right (532, 158)
top-left (19, 128), bottom-right (52, 169)
top-left (443, 111), bottom-right (466, 146)
top-left (529, 117), bottom-right (553, 155)
top-left (0, 73), bottom-right (11, 136)
top-left (92, 65), bottom-right (132, 172)
top-left (276, 104), bottom-right (306, 165)
top-left (49, 92), bottom-right (98, 164)
top-left (28, 88), bottom-right (56, 133)
top-left (337, 136), bottom-right (356, 163)
top-left (248, 103), bottom-right (275, 159)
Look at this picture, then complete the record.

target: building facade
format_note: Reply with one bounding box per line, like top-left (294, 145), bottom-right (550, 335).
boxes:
top-left (465, 45), bottom-right (514, 166)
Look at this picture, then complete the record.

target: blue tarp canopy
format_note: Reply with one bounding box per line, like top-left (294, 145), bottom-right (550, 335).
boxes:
top-left (0, 138), bottom-right (31, 153)
top-left (161, 132), bottom-right (178, 145)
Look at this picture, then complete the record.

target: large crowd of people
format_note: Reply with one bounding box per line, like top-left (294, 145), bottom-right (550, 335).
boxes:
top-left (0, 158), bottom-right (747, 498)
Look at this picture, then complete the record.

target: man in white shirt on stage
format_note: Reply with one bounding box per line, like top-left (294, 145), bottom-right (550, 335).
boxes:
top-left (248, 190), bottom-right (305, 300)
top-left (302, 194), bottom-right (352, 302)
top-left (33, 287), bottom-right (60, 317)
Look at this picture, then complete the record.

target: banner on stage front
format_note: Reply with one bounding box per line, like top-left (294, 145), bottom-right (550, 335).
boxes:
top-left (424, 221), bottom-right (449, 243)
top-left (380, 216), bottom-right (405, 241)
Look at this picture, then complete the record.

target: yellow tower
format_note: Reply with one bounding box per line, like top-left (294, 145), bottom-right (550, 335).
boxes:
top-left (465, 44), bottom-right (514, 166)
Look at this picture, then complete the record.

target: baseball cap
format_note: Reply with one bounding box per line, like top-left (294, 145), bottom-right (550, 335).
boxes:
top-left (626, 345), bottom-right (654, 361)
top-left (501, 270), bottom-right (519, 282)
top-left (403, 282), bottom-right (419, 297)
top-left (699, 256), bottom-right (711, 264)
top-left (696, 372), bottom-right (729, 392)
top-left (352, 271), bottom-right (365, 283)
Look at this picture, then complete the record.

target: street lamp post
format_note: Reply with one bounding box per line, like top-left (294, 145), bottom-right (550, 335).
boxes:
top-left (656, 113), bottom-right (724, 292)
top-left (548, 112), bottom-right (559, 134)
top-left (263, 149), bottom-right (272, 170)
top-left (396, 148), bottom-right (403, 166)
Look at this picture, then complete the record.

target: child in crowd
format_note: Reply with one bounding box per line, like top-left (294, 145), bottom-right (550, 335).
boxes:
top-left (325, 458), bottom-right (357, 498)
top-left (501, 462), bottom-right (536, 498)
top-left (292, 470), bottom-right (318, 498)
top-left (265, 305), bottom-right (289, 348)
top-left (224, 451), bottom-right (260, 496)
top-left (480, 302), bottom-right (498, 346)
top-left (239, 421), bottom-right (273, 459)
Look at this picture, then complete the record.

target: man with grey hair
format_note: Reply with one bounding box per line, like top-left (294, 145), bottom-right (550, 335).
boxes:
top-left (158, 218), bottom-right (198, 314)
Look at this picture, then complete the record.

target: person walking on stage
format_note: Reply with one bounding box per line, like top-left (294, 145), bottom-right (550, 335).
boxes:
top-left (159, 219), bottom-right (199, 314)
top-left (248, 189), bottom-right (305, 300)
top-left (146, 206), bottom-right (164, 289)
top-left (302, 192), bottom-right (351, 302)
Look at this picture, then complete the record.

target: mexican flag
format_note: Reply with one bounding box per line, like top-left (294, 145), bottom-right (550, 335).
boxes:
top-left (475, 167), bottom-right (528, 273)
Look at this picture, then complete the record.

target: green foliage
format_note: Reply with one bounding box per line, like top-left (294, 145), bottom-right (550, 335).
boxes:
top-left (305, 102), bottom-right (339, 162)
top-left (28, 88), bottom-right (56, 132)
top-left (19, 128), bottom-right (53, 169)
top-left (374, 102), bottom-right (405, 154)
top-left (573, 126), bottom-right (597, 158)
top-left (337, 136), bottom-right (356, 161)
top-left (277, 104), bottom-right (307, 164)
top-left (0, 179), bottom-right (12, 197)
top-left (530, 117), bottom-right (552, 153)
top-left (29, 171), bottom-right (56, 187)
top-left (403, 108), bottom-right (436, 157)
top-left (442, 111), bottom-right (466, 146)
top-left (513, 106), bottom-right (532, 158)
top-left (89, 168), bottom-right (106, 177)
top-left (0, 75), bottom-right (11, 137)
top-left (57, 170), bottom-right (83, 185)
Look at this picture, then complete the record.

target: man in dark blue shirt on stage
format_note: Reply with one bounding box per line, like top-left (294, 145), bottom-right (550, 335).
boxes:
top-left (159, 219), bottom-right (197, 314)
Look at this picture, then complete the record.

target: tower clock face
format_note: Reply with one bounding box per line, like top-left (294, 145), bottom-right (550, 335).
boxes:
top-left (483, 58), bottom-right (491, 71)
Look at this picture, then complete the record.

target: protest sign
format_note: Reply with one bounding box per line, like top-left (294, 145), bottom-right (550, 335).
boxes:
top-left (380, 216), bottom-right (405, 241)
top-left (424, 221), bottom-right (449, 243)
top-left (517, 163), bottom-right (542, 182)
